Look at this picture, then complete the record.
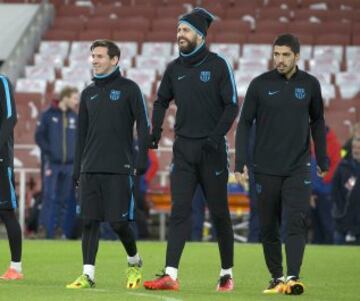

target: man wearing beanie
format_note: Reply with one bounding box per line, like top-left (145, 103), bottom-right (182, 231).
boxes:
top-left (144, 8), bottom-right (239, 291)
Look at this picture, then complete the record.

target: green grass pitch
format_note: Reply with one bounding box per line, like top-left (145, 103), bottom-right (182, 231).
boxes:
top-left (0, 240), bottom-right (359, 301)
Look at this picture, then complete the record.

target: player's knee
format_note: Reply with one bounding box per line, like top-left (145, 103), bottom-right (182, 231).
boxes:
top-left (286, 212), bottom-right (308, 235)
top-left (83, 219), bottom-right (99, 230)
top-left (260, 224), bottom-right (280, 242)
top-left (110, 221), bottom-right (129, 234)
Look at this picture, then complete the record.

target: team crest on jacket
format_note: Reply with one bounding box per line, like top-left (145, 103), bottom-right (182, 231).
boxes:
top-left (295, 88), bottom-right (306, 100)
top-left (109, 89), bottom-right (121, 101)
top-left (200, 71), bottom-right (211, 82)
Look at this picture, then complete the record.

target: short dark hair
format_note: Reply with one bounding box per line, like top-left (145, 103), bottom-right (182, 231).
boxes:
top-left (273, 33), bottom-right (300, 54)
top-left (90, 39), bottom-right (121, 60)
top-left (59, 86), bottom-right (78, 100)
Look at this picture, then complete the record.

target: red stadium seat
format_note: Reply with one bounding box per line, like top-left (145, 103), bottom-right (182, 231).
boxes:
top-left (112, 31), bottom-right (145, 43)
top-left (210, 20), bottom-right (252, 34)
top-left (145, 31), bottom-right (176, 42)
top-left (78, 30), bottom-right (112, 41)
top-left (255, 20), bottom-right (289, 35)
top-left (213, 33), bottom-right (248, 44)
top-left (43, 30), bottom-right (78, 41)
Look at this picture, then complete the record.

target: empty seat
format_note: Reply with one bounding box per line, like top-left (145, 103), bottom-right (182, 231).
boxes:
top-left (320, 83), bottom-right (336, 102)
top-left (156, 6), bottom-right (188, 18)
top-left (238, 58), bottom-right (269, 73)
top-left (78, 30), bottom-right (112, 41)
top-left (115, 5), bottom-right (155, 19)
top-left (135, 56), bottom-right (168, 73)
top-left (34, 53), bottom-right (65, 69)
top-left (152, 18), bottom-right (178, 32)
top-left (39, 41), bottom-right (70, 58)
top-left (315, 34), bottom-right (351, 45)
top-left (210, 19), bottom-right (252, 34)
top-left (116, 42), bottom-right (138, 58)
top-left (346, 46), bottom-right (360, 61)
top-left (57, 5), bottom-right (92, 17)
top-left (309, 58), bottom-right (340, 73)
top-left (247, 33), bottom-right (278, 44)
top-left (54, 80), bottom-right (86, 95)
top-left (25, 66), bottom-right (56, 82)
top-left (52, 17), bottom-right (85, 32)
top-left (308, 71), bottom-right (332, 85)
top-left (293, 9), bottom-right (329, 22)
top-left (126, 68), bottom-right (157, 84)
top-left (288, 21), bottom-right (323, 36)
top-left (142, 42), bottom-right (173, 57)
top-left (225, 5), bottom-right (257, 19)
top-left (294, 33), bottom-right (314, 45)
top-left (257, 8), bottom-right (292, 21)
top-left (15, 92), bottom-right (44, 110)
top-left (112, 31), bottom-right (145, 43)
top-left (313, 45), bottom-right (343, 60)
top-left (61, 66), bottom-right (92, 83)
top-left (145, 31), bottom-right (176, 42)
top-left (255, 20), bottom-right (289, 35)
top-left (210, 43), bottom-right (241, 62)
top-left (15, 79), bottom-right (47, 94)
top-left (264, 0), bottom-right (299, 9)
top-left (300, 45), bottom-right (313, 60)
top-left (242, 44), bottom-right (272, 59)
top-left (213, 32), bottom-right (248, 44)
top-left (43, 30), bottom-right (78, 41)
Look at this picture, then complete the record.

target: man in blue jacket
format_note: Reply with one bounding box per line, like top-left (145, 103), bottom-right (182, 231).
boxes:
top-left (35, 86), bottom-right (79, 238)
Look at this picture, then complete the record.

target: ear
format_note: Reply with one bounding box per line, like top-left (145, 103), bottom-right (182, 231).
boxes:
top-left (111, 56), bottom-right (119, 66)
top-left (196, 33), bottom-right (204, 45)
top-left (295, 52), bottom-right (300, 62)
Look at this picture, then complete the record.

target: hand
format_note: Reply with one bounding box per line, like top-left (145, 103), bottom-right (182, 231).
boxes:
top-left (202, 137), bottom-right (219, 153)
top-left (135, 166), bottom-right (147, 176)
top-left (317, 165), bottom-right (327, 178)
top-left (235, 166), bottom-right (249, 190)
top-left (73, 178), bottom-right (79, 189)
top-left (148, 132), bottom-right (161, 149)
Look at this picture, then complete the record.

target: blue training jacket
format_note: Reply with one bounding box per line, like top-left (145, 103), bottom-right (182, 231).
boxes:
top-left (35, 102), bottom-right (77, 164)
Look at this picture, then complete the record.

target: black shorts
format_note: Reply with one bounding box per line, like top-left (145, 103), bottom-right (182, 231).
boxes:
top-left (79, 173), bottom-right (135, 222)
top-left (0, 166), bottom-right (17, 210)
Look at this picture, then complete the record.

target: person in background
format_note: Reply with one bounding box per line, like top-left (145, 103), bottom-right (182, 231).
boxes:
top-left (35, 86), bottom-right (79, 239)
top-left (134, 147), bottom-right (159, 239)
top-left (310, 126), bottom-right (341, 244)
top-left (332, 132), bottom-right (360, 245)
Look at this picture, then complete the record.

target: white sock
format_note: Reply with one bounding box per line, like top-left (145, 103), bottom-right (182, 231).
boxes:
top-left (83, 265), bottom-right (95, 281)
top-left (10, 261), bottom-right (22, 273)
top-left (127, 253), bottom-right (141, 266)
top-left (165, 266), bottom-right (178, 280)
top-left (286, 275), bottom-right (297, 282)
top-left (277, 276), bottom-right (285, 282)
top-left (220, 268), bottom-right (233, 277)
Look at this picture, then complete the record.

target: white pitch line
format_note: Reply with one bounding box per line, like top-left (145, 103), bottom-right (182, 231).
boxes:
top-left (128, 292), bottom-right (183, 301)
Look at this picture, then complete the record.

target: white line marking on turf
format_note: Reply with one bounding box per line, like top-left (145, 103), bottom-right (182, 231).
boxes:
top-left (128, 292), bottom-right (183, 301)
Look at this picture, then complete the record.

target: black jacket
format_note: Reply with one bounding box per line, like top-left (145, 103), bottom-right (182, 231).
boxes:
top-left (73, 67), bottom-right (150, 179)
top-left (332, 158), bottom-right (360, 234)
top-left (235, 68), bottom-right (328, 176)
top-left (152, 42), bottom-right (239, 143)
top-left (0, 75), bottom-right (17, 168)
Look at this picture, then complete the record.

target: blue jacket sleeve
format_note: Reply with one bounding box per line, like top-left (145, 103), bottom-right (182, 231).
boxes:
top-left (0, 76), bottom-right (17, 151)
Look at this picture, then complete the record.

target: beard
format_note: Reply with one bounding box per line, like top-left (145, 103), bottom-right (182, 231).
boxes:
top-left (178, 37), bottom-right (198, 54)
